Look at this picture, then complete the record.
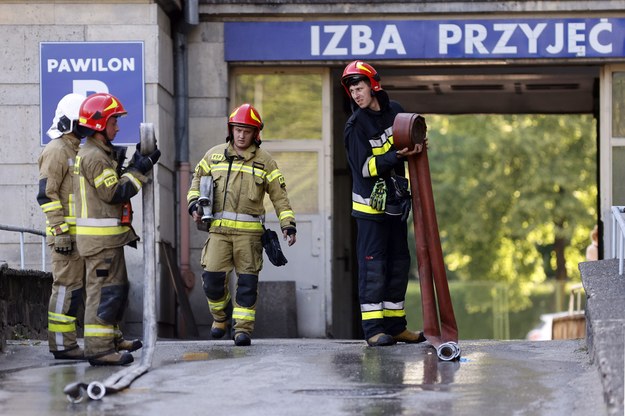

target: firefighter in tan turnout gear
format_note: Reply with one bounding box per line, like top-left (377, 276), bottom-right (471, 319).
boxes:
top-left (74, 93), bottom-right (161, 366)
top-left (37, 93), bottom-right (87, 360)
top-left (187, 103), bottom-right (296, 346)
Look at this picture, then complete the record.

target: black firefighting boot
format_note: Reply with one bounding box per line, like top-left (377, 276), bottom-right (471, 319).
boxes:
top-left (366, 333), bottom-right (396, 347)
top-left (52, 346), bottom-right (86, 360)
top-left (211, 320), bottom-right (230, 339)
top-left (393, 329), bottom-right (427, 344)
top-left (88, 351), bottom-right (134, 366)
top-left (233, 332), bottom-right (251, 346)
top-left (115, 338), bottom-right (143, 352)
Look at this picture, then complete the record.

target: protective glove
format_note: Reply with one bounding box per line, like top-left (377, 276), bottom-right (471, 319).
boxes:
top-left (262, 227), bottom-right (288, 267)
top-left (369, 178), bottom-right (387, 211)
top-left (54, 233), bottom-right (72, 255)
top-left (399, 198), bottom-right (412, 222)
top-left (130, 146), bottom-right (161, 174)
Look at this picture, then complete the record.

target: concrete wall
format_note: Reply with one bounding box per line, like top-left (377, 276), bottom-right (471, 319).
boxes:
top-left (0, 264), bottom-right (52, 351)
top-left (0, 1), bottom-right (178, 337)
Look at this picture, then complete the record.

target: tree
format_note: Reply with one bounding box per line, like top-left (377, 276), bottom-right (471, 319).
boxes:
top-left (424, 114), bottom-right (596, 311)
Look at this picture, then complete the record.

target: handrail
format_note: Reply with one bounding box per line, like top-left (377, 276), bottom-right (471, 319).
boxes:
top-left (0, 224), bottom-right (46, 271)
top-left (611, 206), bottom-right (625, 275)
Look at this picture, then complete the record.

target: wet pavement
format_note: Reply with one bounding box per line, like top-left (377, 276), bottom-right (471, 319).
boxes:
top-left (0, 337), bottom-right (606, 416)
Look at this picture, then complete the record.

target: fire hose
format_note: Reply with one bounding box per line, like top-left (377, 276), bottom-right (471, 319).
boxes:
top-left (392, 113), bottom-right (461, 361)
top-left (64, 123), bottom-right (159, 402)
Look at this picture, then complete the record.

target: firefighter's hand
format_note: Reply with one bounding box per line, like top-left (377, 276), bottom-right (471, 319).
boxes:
top-left (283, 228), bottom-right (297, 246)
top-left (130, 147), bottom-right (161, 174)
top-left (396, 143), bottom-right (422, 158)
top-left (192, 209), bottom-right (203, 224)
top-left (54, 233), bottom-right (72, 255)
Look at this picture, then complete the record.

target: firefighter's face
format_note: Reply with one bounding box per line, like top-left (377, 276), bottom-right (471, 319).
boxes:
top-left (105, 116), bottom-right (120, 141)
top-left (231, 125), bottom-right (256, 152)
top-left (349, 80), bottom-right (374, 110)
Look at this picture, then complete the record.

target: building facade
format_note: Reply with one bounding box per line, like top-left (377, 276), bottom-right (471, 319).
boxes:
top-left (1, 0), bottom-right (624, 339)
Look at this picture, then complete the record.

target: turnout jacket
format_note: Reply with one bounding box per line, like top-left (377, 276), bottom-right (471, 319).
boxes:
top-left (37, 133), bottom-right (82, 243)
top-left (343, 91), bottom-right (407, 220)
top-left (73, 136), bottom-right (148, 257)
top-left (187, 142), bottom-right (295, 235)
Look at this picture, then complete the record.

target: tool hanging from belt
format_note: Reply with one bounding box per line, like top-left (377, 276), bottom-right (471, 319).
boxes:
top-left (393, 113), bottom-right (461, 361)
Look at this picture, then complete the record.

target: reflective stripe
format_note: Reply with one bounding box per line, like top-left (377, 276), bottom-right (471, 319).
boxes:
top-left (198, 159), bottom-right (210, 174)
top-left (208, 294), bottom-right (231, 312)
top-left (48, 322), bottom-right (76, 333)
top-left (212, 219), bottom-right (263, 231)
top-left (212, 211), bottom-right (263, 231)
top-left (360, 303), bottom-right (383, 312)
top-left (68, 193), bottom-right (75, 219)
top-left (94, 168), bottom-right (118, 188)
top-left (76, 218), bottom-right (121, 226)
top-left (84, 324), bottom-right (116, 337)
top-left (46, 223), bottom-right (77, 236)
top-left (369, 127), bottom-right (394, 155)
top-left (352, 201), bottom-right (383, 215)
top-left (383, 301), bottom-right (405, 310)
top-left (233, 307), bottom-right (256, 321)
top-left (212, 162), bottom-right (267, 179)
top-left (187, 190), bottom-right (200, 201)
top-left (46, 222), bottom-right (71, 236)
top-left (121, 171), bottom-right (142, 191)
top-left (79, 176), bottom-right (88, 218)
top-left (49, 309), bottom-right (78, 332)
top-left (266, 169), bottom-right (282, 182)
top-left (75, 225), bottom-right (131, 236)
top-left (279, 210), bottom-right (295, 221)
top-left (41, 200), bottom-right (62, 213)
top-left (214, 211), bottom-right (260, 223)
top-left (48, 310), bottom-right (77, 333)
top-left (363, 156), bottom-right (377, 177)
top-left (383, 309), bottom-right (406, 318)
top-left (361, 310), bottom-right (384, 320)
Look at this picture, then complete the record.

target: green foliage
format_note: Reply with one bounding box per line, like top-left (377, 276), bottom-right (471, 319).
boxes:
top-left (405, 281), bottom-right (584, 340)
top-left (420, 114), bottom-right (596, 311)
top-left (234, 74), bottom-right (323, 140)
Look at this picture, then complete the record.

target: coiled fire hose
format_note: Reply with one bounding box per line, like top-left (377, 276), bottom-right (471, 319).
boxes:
top-left (392, 113), bottom-right (460, 361)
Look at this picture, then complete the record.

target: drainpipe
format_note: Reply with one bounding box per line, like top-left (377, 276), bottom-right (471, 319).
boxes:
top-left (174, 1), bottom-right (198, 292)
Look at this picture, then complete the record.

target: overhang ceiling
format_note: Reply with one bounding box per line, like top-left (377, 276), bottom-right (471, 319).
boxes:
top-left (377, 65), bottom-right (600, 115)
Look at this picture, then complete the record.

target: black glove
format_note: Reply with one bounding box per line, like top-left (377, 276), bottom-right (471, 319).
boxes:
top-left (399, 198), bottom-right (412, 222)
top-left (54, 233), bottom-right (72, 255)
top-left (261, 227), bottom-right (288, 267)
top-left (130, 147), bottom-right (161, 174)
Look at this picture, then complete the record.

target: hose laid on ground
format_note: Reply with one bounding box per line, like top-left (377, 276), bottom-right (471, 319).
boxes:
top-left (393, 113), bottom-right (461, 361)
top-left (64, 123), bottom-right (159, 402)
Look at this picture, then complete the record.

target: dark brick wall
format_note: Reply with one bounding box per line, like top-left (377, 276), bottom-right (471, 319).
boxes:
top-left (0, 264), bottom-right (52, 351)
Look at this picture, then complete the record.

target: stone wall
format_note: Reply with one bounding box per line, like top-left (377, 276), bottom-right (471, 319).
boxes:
top-left (0, 264), bottom-right (52, 351)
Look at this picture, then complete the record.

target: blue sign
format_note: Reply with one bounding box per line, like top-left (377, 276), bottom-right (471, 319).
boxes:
top-left (40, 42), bottom-right (145, 146)
top-left (225, 18), bottom-right (623, 61)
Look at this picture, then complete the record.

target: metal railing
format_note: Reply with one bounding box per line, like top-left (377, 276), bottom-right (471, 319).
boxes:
top-left (611, 206), bottom-right (625, 275)
top-left (0, 224), bottom-right (46, 271)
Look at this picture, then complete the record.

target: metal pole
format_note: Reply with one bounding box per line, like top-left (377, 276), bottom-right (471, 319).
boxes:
top-left (19, 232), bottom-right (25, 270)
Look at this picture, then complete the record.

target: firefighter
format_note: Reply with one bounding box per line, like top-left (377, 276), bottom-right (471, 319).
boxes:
top-left (187, 103), bottom-right (296, 346)
top-left (74, 93), bottom-right (160, 365)
top-left (37, 93), bottom-right (88, 360)
top-left (341, 60), bottom-right (426, 346)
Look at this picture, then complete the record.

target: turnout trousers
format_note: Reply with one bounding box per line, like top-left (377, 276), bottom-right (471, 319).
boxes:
top-left (356, 216), bottom-right (411, 339)
top-left (83, 246), bottom-right (130, 358)
top-left (201, 232), bottom-right (263, 335)
top-left (48, 249), bottom-right (85, 353)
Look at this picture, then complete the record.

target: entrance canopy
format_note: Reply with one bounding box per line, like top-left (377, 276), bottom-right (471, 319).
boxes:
top-left (377, 65), bottom-right (600, 115)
